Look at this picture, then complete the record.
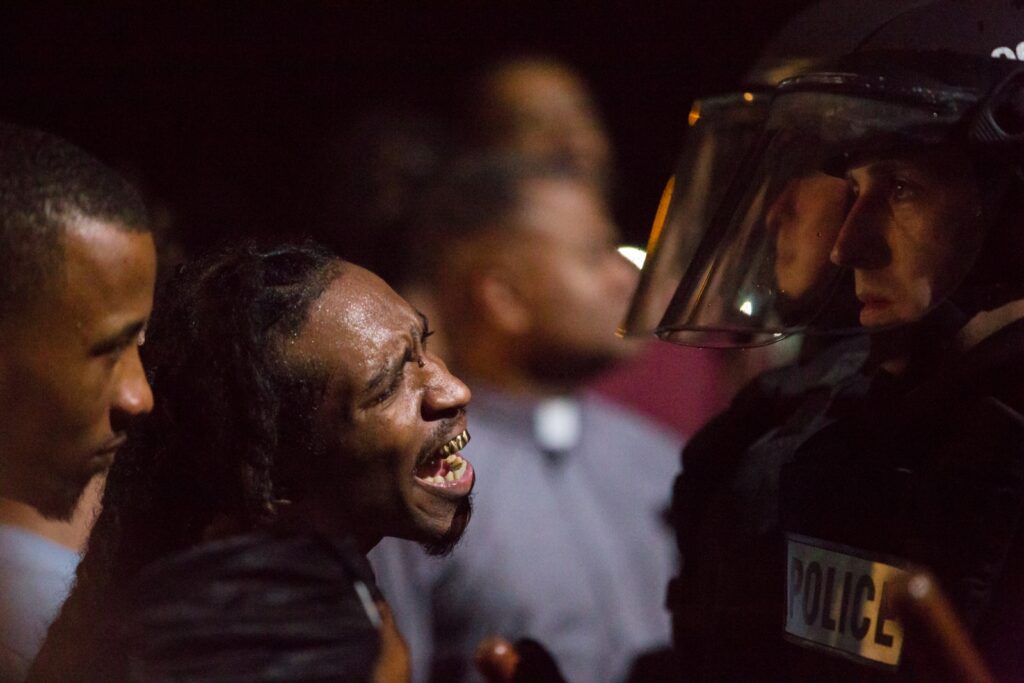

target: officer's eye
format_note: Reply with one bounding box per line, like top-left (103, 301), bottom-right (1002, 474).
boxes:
top-left (845, 175), bottom-right (860, 199)
top-left (890, 178), bottom-right (917, 202)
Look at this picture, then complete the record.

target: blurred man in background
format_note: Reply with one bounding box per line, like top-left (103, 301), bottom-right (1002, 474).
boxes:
top-left (371, 156), bottom-right (682, 683)
top-left (465, 56), bottom-right (612, 191)
top-left (468, 55), bottom-right (791, 439)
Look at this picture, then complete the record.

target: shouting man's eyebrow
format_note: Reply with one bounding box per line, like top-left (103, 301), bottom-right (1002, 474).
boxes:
top-left (89, 319), bottom-right (147, 356)
top-left (366, 352), bottom-right (405, 396)
top-left (363, 314), bottom-right (429, 399)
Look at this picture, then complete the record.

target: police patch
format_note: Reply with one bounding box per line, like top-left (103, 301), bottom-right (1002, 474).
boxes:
top-left (785, 533), bottom-right (909, 669)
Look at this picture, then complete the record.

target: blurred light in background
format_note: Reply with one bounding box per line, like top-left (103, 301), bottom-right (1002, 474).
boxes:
top-left (617, 245), bottom-right (647, 269)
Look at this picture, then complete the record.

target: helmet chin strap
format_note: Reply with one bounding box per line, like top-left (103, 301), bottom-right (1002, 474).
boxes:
top-left (866, 300), bottom-right (970, 374)
top-left (866, 283), bottom-right (1024, 376)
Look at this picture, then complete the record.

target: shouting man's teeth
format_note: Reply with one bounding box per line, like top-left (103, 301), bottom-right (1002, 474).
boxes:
top-left (415, 430), bottom-right (471, 486)
top-left (440, 430), bottom-right (469, 456)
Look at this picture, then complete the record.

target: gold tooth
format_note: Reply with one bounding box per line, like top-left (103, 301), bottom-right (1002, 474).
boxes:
top-left (437, 430), bottom-right (470, 459)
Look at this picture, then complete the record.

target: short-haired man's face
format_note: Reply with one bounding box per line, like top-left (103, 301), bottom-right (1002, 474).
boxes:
top-left (829, 146), bottom-right (983, 328)
top-left (289, 266), bottom-right (474, 553)
top-left (507, 178), bottom-right (640, 378)
top-left (0, 217), bottom-right (156, 519)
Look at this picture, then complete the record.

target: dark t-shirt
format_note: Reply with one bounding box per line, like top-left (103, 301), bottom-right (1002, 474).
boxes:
top-left (118, 532), bottom-right (382, 682)
top-left (671, 321), bottom-right (1024, 681)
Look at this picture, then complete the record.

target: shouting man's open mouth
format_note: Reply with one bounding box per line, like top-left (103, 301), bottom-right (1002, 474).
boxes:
top-left (415, 429), bottom-right (474, 497)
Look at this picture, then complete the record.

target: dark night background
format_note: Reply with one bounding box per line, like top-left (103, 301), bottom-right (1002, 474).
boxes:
top-left (0, 1), bottom-right (812, 255)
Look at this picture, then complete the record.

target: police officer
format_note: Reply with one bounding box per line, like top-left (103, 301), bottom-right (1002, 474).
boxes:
top-left (644, 0), bottom-right (1024, 679)
top-left (624, 1), bottom-right (927, 675)
top-left (622, 0), bottom-right (934, 339)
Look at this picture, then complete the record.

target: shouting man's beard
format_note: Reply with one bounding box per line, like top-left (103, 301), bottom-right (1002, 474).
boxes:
top-left (422, 495), bottom-right (473, 557)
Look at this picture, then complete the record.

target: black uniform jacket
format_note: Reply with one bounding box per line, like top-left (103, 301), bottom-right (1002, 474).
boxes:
top-left (671, 320), bottom-right (1024, 681)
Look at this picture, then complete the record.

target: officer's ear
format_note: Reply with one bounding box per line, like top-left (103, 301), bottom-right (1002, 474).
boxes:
top-left (474, 267), bottom-right (532, 336)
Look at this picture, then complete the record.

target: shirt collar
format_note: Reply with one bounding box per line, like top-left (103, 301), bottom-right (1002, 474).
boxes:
top-left (466, 383), bottom-right (583, 454)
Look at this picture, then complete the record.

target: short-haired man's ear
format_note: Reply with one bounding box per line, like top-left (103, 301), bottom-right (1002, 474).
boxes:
top-left (475, 270), bottom-right (532, 336)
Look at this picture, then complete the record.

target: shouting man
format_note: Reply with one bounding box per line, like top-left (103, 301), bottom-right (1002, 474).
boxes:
top-left (372, 157), bottom-right (682, 683)
top-left (31, 242), bottom-right (474, 682)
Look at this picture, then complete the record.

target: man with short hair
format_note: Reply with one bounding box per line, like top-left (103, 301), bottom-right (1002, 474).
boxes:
top-left (372, 156), bottom-right (682, 683)
top-left (0, 123), bottom-right (156, 680)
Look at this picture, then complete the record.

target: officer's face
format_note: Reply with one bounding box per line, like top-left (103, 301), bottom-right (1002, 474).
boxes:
top-left (829, 146), bottom-right (983, 328)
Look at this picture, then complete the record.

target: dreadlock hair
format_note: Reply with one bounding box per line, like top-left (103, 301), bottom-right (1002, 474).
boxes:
top-left (30, 241), bottom-right (346, 682)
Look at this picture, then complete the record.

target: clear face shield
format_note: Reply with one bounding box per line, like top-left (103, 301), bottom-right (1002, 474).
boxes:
top-left (621, 91), bottom-right (770, 337)
top-left (656, 73), bottom-right (988, 348)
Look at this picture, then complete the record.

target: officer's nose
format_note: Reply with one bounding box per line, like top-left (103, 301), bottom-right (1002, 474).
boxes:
top-left (830, 194), bottom-right (890, 271)
top-left (422, 355), bottom-right (471, 419)
top-left (111, 347), bottom-right (154, 431)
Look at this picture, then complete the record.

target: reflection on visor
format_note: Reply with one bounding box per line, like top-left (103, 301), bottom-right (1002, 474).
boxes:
top-left (769, 173), bottom-right (848, 305)
top-left (621, 91), bottom-right (770, 337)
top-left (617, 245), bottom-right (646, 269)
top-left (658, 76), bottom-right (988, 348)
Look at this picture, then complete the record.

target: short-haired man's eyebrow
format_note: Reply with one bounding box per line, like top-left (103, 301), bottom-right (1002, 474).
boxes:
top-left (89, 320), bottom-right (147, 355)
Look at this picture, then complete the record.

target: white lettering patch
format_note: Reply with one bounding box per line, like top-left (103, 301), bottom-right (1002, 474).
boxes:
top-left (991, 41), bottom-right (1024, 60)
top-left (785, 534), bottom-right (909, 669)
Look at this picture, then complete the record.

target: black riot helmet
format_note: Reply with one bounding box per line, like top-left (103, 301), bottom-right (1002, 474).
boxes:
top-left (621, 0), bottom-right (936, 337)
top-left (656, 0), bottom-right (1024, 348)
